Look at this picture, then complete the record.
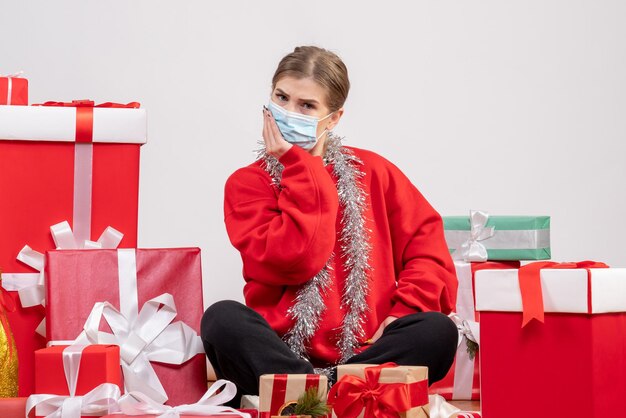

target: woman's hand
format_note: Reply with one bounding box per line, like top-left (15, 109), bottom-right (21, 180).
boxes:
top-left (369, 316), bottom-right (398, 344)
top-left (263, 106), bottom-right (292, 159)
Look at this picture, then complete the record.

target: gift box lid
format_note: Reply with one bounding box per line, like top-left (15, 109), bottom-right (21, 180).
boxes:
top-left (0, 104), bottom-right (146, 144)
top-left (475, 267), bottom-right (626, 314)
top-left (443, 215), bottom-right (550, 231)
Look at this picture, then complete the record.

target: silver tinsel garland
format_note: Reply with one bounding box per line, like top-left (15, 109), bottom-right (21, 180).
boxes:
top-left (256, 132), bottom-right (372, 365)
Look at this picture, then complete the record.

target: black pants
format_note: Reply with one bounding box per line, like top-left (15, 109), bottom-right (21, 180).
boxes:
top-left (201, 300), bottom-right (458, 402)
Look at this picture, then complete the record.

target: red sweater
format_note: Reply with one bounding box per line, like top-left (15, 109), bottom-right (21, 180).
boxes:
top-left (224, 145), bottom-right (457, 367)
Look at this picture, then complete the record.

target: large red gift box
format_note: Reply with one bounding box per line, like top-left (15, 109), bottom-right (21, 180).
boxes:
top-left (0, 75), bottom-right (28, 105)
top-left (429, 260), bottom-right (519, 400)
top-left (0, 102), bottom-right (146, 396)
top-left (475, 264), bottom-right (626, 418)
top-left (45, 247), bottom-right (207, 406)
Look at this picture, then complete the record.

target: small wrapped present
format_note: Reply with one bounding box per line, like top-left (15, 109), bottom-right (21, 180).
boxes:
top-left (429, 260), bottom-right (519, 400)
top-left (444, 210), bottom-right (550, 261)
top-left (0, 73), bottom-right (28, 105)
top-left (259, 374), bottom-right (327, 418)
top-left (45, 248), bottom-right (206, 406)
top-left (101, 380), bottom-right (253, 417)
top-left (0, 100), bottom-right (145, 396)
top-left (475, 261), bottom-right (626, 418)
top-left (28, 345), bottom-right (122, 418)
top-left (329, 363), bottom-right (429, 418)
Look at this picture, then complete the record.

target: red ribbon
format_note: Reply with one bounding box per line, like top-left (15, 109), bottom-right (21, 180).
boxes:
top-left (0, 284), bottom-right (17, 359)
top-left (33, 100), bottom-right (141, 143)
top-left (519, 261), bottom-right (609, 327)
top-left (328, 362), bottom-right (428, 418)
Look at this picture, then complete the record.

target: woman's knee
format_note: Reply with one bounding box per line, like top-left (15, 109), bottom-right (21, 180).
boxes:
top-left (422, 311), bottom-right (458, 349)
top-left (201, 300), bottom-right (247, 342)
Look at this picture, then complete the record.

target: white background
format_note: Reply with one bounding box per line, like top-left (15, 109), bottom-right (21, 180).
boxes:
top-left (2, 1), bottom-right (625, 309)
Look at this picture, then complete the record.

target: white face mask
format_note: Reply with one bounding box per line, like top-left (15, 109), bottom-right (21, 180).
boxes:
top-left (268, 100), bottom-right (333, 150)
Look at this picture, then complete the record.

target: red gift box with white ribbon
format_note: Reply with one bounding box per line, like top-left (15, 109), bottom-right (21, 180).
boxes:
top-left (0, 100), bottom-right (146, 396)
top-left (28, 344), bottom-right (122, 418)
top-left (475, 262), bottom-right (626, 418)
top-left (0, 73), bottom-right (28, 105)
top-left (45, 247), bottom-right (207, 407)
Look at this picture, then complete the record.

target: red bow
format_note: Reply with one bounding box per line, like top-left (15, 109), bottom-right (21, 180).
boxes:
top-left (328, 363), bottom-right (428, 418)
top-left (36, 100), bottom-right (140, 109)
top-left (519, 261), bottom-right (609, 327)
top-left (32, 100), bottom-right (140, 143)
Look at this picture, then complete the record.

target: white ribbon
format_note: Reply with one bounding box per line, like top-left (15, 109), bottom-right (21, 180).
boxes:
top-left (0, 221), bottom-right (123, 336)
top-left (2, 71), bottom-right (23, 105)
top-left (71, 292), bottom-right (205, 404)
top-left (427, 394), bottom-right (481, 418)
top-left (26, 345), bottom-right (122, 418)
top-left (452, 210), bottom-right (495, 262)
top-left (117, 380), bottom-right (251, 418)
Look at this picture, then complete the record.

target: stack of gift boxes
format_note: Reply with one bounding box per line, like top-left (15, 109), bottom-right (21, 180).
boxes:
top-left (0, 75), bottom-right (252, 417)
top-left (2, 73), bottom-right (624, 418)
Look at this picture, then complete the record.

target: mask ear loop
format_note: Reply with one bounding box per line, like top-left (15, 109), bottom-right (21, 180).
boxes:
top-left (316, 111), bottom-right (336, 140)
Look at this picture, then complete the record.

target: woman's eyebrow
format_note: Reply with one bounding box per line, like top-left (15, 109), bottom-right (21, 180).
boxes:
top-left (275, 88), bottom-right (289, 97)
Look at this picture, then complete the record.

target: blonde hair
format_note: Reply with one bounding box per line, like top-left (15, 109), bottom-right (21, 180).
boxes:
top-left (272, 46), bottom-right (350, 112)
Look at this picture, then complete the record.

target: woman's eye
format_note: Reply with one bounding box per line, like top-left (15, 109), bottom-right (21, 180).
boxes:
top-left (302, 103), bottom-right (315, 110)
top-left (276, 94), bottom-right (287, 102)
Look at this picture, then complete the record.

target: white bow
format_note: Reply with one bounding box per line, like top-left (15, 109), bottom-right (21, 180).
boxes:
top-left (453, 210), bottom-right (495, 262)
top-left (72, 293), bottom-right (204, 404)
top-left (0, 221), bottom-right (123, 336)
top-left (118, 380), bottom-right (251, 418)
top-left (427, 394), bottom-right (480, 418)
top-left (449, 313), bottom-right (480, 347)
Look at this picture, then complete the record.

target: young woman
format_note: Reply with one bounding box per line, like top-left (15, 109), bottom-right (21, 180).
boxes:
top-left (201, 46), bottom-right (458, 401)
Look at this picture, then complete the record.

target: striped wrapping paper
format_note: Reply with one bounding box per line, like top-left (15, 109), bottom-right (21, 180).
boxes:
top-left (259, 374), bottom-right (327, 418)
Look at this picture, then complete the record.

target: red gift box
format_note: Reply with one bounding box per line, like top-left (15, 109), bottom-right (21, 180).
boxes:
top-left (0, 102), bottom-right (146, 397)
top-left (45, 247), bottom-right (207, 406)
top-left (35, 345), bottom-right (122, 395)
top-left (429, 260), bottom-right (519, 401)
top-left (31, 344), bottom-right (122, 418)
top-left (475, 263), bottom-right (626, 418)
top-left (0, 74), bottom-right (28, 105)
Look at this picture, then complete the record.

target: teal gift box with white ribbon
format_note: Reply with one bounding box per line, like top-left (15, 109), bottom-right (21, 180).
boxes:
top-left (444, 211), bottom-right (551, 261)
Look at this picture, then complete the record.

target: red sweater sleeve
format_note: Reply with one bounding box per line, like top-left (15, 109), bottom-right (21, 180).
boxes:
top-left (224, 146), bottom-right (339, 286)
top-left (382, 160), bottom-right (458, 316)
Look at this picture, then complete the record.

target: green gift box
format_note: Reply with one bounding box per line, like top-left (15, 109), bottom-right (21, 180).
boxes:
top-left (443, 212), bottom-right (550, 261)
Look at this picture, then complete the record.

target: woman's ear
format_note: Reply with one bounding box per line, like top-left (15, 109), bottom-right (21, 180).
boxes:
top-left (327, 108), bottom-right (344, 131)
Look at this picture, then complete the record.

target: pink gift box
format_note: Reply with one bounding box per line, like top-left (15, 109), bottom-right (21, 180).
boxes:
top-left (45, 247), bottom-right (207, 406)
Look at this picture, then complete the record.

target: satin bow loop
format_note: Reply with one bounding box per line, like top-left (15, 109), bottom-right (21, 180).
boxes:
top-left (73, 293), bottom-right (205, 404)
top-left (453, 210), bottom-right (495, 262)
top-left (117, 380), bottom-right (251, 418)
top-left (328, 363), bottom-right (427, 418)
